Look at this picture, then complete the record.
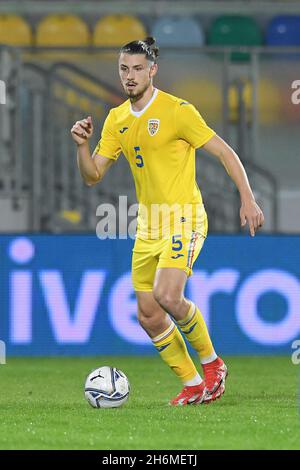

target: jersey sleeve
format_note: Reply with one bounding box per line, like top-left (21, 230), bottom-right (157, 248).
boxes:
top-left (175, 101), bottom-right (216, 148)
top-left (93, 109), bottom-right (122, 160)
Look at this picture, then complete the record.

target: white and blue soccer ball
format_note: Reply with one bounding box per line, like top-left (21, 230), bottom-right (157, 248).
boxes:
top-left (84, 366), bottom-right (130, 409)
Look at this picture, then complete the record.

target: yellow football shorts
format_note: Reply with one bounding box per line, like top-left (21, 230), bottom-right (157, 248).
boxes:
top-left (132, 214), bottom-right (208, 292)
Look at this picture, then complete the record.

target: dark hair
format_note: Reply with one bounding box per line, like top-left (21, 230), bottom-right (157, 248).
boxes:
top-left (120, 37), bottom-right (159, 63)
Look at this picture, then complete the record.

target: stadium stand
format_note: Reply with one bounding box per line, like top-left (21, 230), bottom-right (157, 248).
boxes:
top-left (151, 16), bottom-right (204, 47)
top-left (266, 15), bottom-right (300, 45)
top-left (36, 14), bottom-right (90, 46)
top-left (0, 14), bottom-right (32, 46)
top-left (208, 15), bottom-right (263, 61)
top-left (93, 15), bottom-right (147, 46)
top-left (1, 6), bottom-right (299, 233)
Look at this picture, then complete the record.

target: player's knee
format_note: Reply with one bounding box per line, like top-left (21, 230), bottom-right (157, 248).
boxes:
top-left (138, 310), bottom-right (160, 333)
top-left (153, 288), bottom-right (181, 312)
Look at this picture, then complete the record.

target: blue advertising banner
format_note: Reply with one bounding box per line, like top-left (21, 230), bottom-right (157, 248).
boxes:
top-left (0, 235), bottom-right (299, 356)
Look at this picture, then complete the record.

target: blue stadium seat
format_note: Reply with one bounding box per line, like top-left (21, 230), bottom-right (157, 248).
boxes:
top-left (266, 15), bottom-right (300, 45)
top-left (151, 17), bottom-right (204, 47)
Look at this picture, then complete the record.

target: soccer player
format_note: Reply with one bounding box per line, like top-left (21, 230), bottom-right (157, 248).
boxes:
top-left (71, 37), bottom-right (264, 406)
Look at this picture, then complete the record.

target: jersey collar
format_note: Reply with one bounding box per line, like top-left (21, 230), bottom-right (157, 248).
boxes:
top-left (130, 88), bottom-right (158, 118)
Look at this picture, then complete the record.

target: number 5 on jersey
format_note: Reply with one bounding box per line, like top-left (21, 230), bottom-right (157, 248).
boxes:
top-left (134, 146), bottom-right (144, 168)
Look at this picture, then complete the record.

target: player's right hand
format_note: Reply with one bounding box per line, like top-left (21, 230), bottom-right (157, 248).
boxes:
top-left (71, 116), bottom-right (94, 145)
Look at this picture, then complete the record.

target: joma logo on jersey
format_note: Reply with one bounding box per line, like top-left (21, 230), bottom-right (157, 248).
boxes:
top-left (148, 119), bottom-right (160, 136)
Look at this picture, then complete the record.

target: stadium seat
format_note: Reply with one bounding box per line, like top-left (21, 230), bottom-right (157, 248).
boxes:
top-left (0, 14), bottom-right (32, 46)
top-left (266, 15), bottom-right (300, 45)
top-left (151, 17), bottom-right (204, 47)
top-left (93, 15), bottom-right (147, 46)
top-left (36, 15), bottom-right (90, 46)
top-left (208, 16), bottom-right (263, 62)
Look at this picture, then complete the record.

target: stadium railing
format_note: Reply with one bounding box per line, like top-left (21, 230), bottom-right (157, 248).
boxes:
top-left (0, 44), bottom-right (25, 231)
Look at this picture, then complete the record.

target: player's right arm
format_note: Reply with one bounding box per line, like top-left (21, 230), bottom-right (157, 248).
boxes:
top-left (71, 116), bottom-right (115, 186)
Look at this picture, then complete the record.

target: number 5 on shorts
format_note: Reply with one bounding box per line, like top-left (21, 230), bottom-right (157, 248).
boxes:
top-left (172, 234), bottom-right (182, 251)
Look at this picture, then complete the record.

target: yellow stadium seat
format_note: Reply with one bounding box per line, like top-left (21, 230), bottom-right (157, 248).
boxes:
top-left (36, 15), bottom-right (90, 46)
top-left (93, 15), bottom-right (147, 46)
top-left (0, 14), bottom-right (32, 46)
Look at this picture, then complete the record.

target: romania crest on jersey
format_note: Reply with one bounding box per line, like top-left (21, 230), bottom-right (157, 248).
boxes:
top-left (148, 119), bottom-right (160, 136)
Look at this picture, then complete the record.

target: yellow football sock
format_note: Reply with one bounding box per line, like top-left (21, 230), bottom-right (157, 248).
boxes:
top-left (152, 322), bottom-right (199, 384)
top-left (177, 301), bottom-right (217, 364)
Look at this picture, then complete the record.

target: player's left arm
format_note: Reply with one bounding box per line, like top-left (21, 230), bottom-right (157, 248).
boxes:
top-left (202, 134), bottom-right (265, 237)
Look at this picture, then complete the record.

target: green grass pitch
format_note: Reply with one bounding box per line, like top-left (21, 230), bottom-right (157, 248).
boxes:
top-left (0, 356), bottom-right (299, 450)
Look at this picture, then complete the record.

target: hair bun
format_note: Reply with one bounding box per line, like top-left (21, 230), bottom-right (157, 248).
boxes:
top-left (144, 37), bottom-right (156, 46)
top-left (120, 38), bottom-right (159, 62)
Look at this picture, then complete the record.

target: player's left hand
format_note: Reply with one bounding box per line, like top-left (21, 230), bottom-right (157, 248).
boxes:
top-left (240, 199), bottom-right (264, 237)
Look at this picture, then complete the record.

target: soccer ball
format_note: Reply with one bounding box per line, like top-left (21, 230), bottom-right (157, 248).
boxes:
top-left (84, 366), bottom-right (130, 409)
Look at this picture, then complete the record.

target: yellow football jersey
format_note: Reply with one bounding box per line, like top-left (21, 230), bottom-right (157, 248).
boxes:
top-left (94, 88), bottom-right (215, 239)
